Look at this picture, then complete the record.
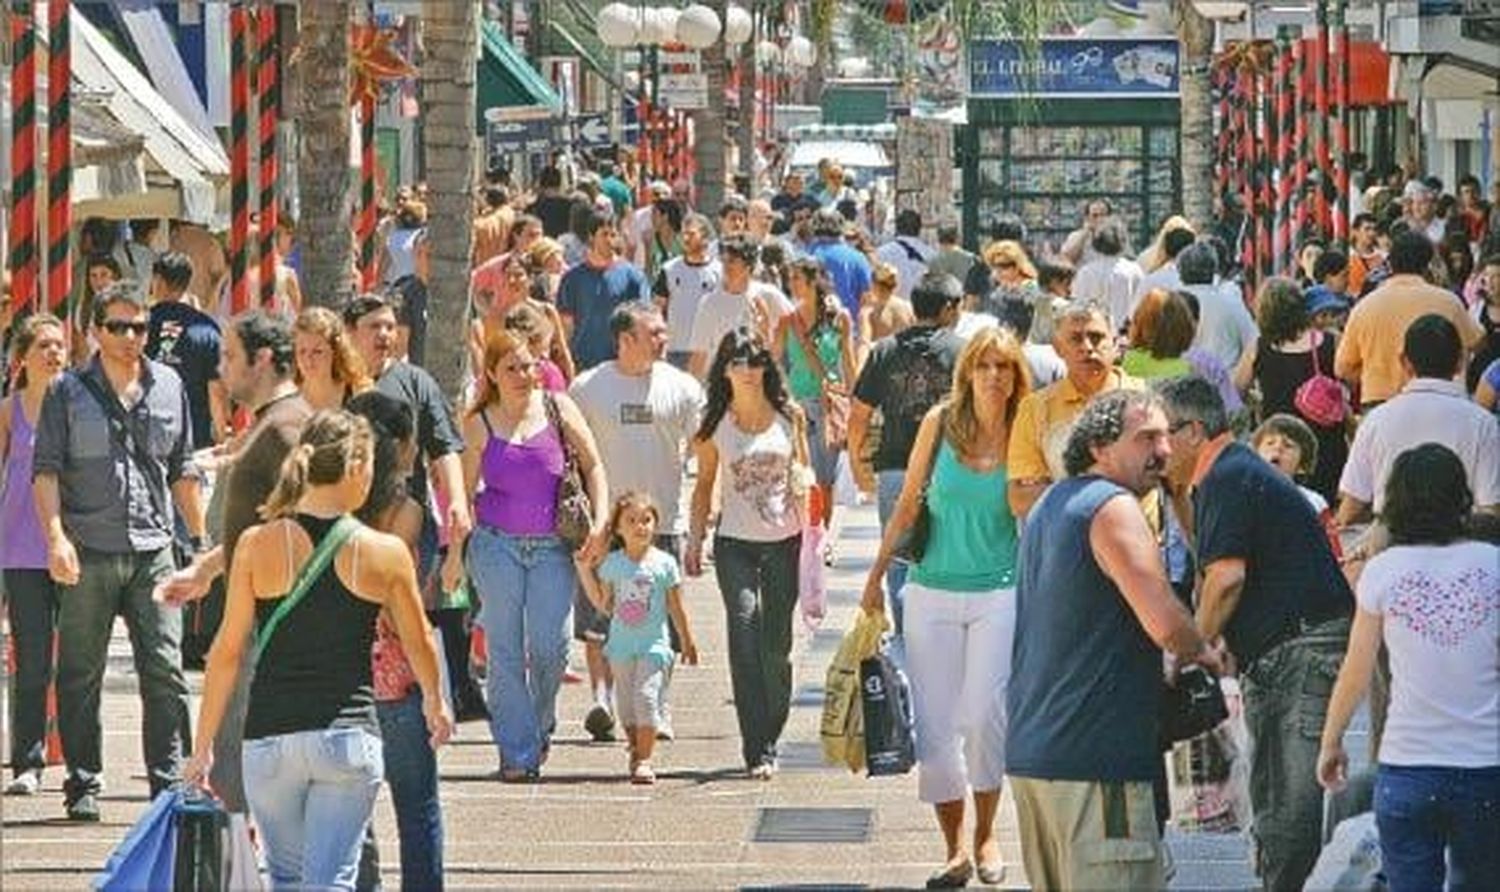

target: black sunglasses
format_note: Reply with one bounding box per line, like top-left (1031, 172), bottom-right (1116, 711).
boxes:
top-left (101, 319), bottom-right (149, 337)
top-left (728, 352), bottom-right (771, 370)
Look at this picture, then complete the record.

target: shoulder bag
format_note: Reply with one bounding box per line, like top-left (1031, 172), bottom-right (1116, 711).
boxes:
top-left (1293, 331), bottom-right (1350, 429)
top-left (253, 515), bottom-right (361, 660)
top-left (889, 407), bottom-right (946, 564)
top-left (787, 309), bottom-right (850, 450)
top-left (542, 394), bottom-right (593, 548)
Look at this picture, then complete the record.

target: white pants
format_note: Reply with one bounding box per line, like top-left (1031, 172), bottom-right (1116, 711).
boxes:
top-left (904, 582), bottom-right (1016, 804)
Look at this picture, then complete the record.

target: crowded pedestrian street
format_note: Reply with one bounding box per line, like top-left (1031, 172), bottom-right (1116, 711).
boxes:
top-left (3, 1), bottom-right (1499, 890)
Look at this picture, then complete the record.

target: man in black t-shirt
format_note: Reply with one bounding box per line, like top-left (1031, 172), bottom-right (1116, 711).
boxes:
top-left (1158, 376), bottom-right (1353, 892)
top-left (146, 252), bottom-right (227, 448)
top-left (848, 272), bottom-right (963, 636)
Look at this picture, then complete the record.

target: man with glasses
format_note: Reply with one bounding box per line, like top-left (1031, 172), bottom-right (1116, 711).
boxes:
top-left (33, 283), bottom-right (204, 821)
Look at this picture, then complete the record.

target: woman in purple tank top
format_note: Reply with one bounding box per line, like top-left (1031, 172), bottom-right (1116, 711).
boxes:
top-left (453, 329), bottom-right (608, 781)
top-left (0, 314), bottom-right (68, 796)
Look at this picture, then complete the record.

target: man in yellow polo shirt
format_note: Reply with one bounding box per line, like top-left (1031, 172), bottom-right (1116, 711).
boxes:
top-left (1008, 300), bottom-right (1146, 520)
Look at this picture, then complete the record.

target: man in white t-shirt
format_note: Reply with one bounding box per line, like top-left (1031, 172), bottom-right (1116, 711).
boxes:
top-left (571, 301), bottom-right (705, 740)
top-left (687, 235), bottom-right (792, 378)
top-left (874, 209), bottom-right (935, 299)
top-left (628, 180), bottom-right (673, 269)
top-left (653, 213), bottom-right (721, 370)
top-left (1070, 218), bottom-right (1144, 333)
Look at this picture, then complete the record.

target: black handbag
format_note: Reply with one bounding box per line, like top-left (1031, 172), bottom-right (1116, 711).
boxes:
top-left (1161, 665), bottom-right (1230, 744)
top-left (890, 408), bottom-right (946, 564)
top-left (859, 648), bottom-right (916, 777)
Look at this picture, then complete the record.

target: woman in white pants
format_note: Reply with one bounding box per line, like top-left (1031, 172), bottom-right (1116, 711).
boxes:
top-left (862, 327), bottom-right (1030, 888)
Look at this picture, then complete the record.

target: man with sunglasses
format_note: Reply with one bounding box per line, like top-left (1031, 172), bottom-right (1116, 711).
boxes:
top-left (32, 283), bottom-right (203, 821)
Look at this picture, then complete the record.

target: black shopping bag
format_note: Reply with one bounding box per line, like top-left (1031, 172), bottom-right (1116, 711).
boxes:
top-left (859, 650), bottom-right (915, 777)
top-left (174, 792), bottom-right (228, 891)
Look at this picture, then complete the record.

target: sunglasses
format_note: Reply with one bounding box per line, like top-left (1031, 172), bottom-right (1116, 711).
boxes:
top-left (728, 353), bottom-right (771, 370)
top-left (101, 319), bottom-right (149, 337)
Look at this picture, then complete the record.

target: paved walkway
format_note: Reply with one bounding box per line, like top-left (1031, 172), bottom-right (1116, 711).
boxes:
top-left (2, 502), bottom-right (1270, 889)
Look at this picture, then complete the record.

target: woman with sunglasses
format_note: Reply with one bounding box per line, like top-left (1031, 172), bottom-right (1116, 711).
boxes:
top-left (976, 241), bottom-right (1042, 340)
top-left (686, 328), bottom-right (812, 779)
top-left (861, 327), bottom-right (1031, 888)
top-left (0, 314), bottom-right (69, 795)
top-left (454, 329), bottom-right (608, 781)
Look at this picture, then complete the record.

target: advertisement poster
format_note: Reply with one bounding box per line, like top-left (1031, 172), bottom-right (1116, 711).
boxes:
top-left (969, 38), bottom-right (1180, 97)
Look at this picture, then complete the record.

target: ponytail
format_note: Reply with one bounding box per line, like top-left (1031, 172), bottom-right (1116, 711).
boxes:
top-left (256, 410), bottom-right (373, 519)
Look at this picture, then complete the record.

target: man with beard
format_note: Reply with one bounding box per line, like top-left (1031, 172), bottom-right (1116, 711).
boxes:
top-left (1007, 389), bottom-right (1222, 890)
top-left (155, 310), bottom-right (310, 813)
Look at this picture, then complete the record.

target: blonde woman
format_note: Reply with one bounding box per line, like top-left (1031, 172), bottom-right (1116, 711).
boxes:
top-left (295, 307), bottom-right (374, 410)
top-left (184, 410), bottom-right (452, 890)
top-left (859, 261), bottom-right (915, 348)
top-left (975, 240), bottom-right (1042, 340)
top-left (861, 327), bottom-right (1031, 887)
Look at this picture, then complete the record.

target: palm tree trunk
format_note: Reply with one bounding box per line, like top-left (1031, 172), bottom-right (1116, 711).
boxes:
top-left (296, 0), bottom-right (356, 307)
top-left (693, 0), bottom-right (728, 215)
top-left (1173, 0), bottom-right (1216, 231)
top-left (420, 0), bottom-right (478, 399)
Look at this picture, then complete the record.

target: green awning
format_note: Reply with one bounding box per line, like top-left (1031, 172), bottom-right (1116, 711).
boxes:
top-left (477, 20), bottom-right (563, 132)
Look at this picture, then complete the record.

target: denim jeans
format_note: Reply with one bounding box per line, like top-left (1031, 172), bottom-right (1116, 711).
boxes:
top-left (713, 534), bottom-right (800, 769)
top-left (798, 397), bottom-right (840, 489)
top-left (1375, 763), bottom-right (1500, 892)
top-left (243, 726), bottom-right (384, 891)
top-left (1239, 617), bottom-right (1350, 892)
top-left (466, 527), bottom-right (575, 771)
top-left (876, 470), bottom-right (909, 636)
top-left (2, 569), bottom-right (58, 776)
top-left (371, 692), bottom-right (444, 890)
top-left (57, 547), bottom-right (188, 802)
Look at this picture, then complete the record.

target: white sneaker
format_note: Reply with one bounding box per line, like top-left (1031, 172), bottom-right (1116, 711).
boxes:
top-left (4, 771), bottom-right (41, 796)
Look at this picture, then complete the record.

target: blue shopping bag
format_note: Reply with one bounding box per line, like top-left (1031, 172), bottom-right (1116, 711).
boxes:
top-left (94, 788), bottom-right (180, 891)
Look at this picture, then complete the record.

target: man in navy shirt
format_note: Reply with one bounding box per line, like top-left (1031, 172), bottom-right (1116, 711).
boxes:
top-left (558, 208), bottom-right (652, 371)
top-left (1158, 375), bottom-right (1353, 892)
top-left (146, 252), bottom-right (227, 448)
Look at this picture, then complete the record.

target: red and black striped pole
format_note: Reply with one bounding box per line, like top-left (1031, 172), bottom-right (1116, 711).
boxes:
top-left (1258, 51), bottom-right (1274, 288)
top-left (1314, 0), bottom-right (1331, 238)
top-left (1213, 60), bottom-right (1231, 207)
top-left (357, 3), bottom-right (378, 289)
top-left (1233, 61), bottom-right (1254, 283)
top-left (46, 0), bottom-right (70, 312)
top-left (1275, 27), bottom-right (1296, 275)
top-left (1331, 0), bottom-right (1351, 242)
top-left (229, 1), bottom-right (251, 314)
top-left (256, 2), bottom-right (279, 308)
top-left (9, 1), bottom-right (39, 314)
top-left (1292, 30), bottom-right (1310, 250)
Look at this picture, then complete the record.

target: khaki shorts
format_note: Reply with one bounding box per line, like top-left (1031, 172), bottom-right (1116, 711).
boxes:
top-left (1009, 775), bottom-right (1164, 892)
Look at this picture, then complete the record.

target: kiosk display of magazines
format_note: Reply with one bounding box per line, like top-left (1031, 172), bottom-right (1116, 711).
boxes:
top-left (961, 37), bottom-right (1182, 257)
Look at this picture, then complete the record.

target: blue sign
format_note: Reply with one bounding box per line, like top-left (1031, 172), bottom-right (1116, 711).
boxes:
top-left (486, 117), bottom-right (554, 164)
top-left (969, 38), bottom-right (1180, 97)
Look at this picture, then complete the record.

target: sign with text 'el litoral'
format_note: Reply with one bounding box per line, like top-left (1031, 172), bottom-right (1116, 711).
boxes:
top-left (969, 38), bottom-right (1180, 98)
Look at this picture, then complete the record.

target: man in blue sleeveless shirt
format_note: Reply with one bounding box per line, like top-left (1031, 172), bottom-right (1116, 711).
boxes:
top-left (1008, 390), bottom-right (1223, 890)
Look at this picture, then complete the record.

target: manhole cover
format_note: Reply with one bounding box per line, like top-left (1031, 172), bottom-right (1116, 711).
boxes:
top-left (773, 741), bottom-right (835, 773)
top-left (752, 807), bottom-right (873, 844)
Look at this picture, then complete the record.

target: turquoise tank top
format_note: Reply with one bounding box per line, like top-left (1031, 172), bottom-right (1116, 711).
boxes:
top-left (909, 439), bottom-right (1018, 592)
top-left (785, 323), bottom-right (844, 400)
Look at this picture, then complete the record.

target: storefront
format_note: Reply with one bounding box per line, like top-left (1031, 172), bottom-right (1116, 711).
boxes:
top-left (961, 36), bottom-right (1181, 256)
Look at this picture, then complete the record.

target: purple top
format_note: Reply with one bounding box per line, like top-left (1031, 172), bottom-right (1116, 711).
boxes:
top-left (474, 416), bottom-right (564, 535)
top-left (1, 397), bottom-right (48, 569)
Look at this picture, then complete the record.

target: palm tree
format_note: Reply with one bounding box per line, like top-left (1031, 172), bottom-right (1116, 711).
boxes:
top-left (1171, 0), bottom-right (1215, 231)
top-left (420, 0), bottom-right (478, 398)
top-left (693, 0), bottom-right (729, 216)
top-left (296, 0), bottom-right (356, 307)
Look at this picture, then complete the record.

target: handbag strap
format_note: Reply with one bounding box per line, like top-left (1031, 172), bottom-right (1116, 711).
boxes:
top-left (1307, 330), bottom-right (1325, 376)
top-left (254, 515), bottom-right (361, 660)
top-left (919, 406), bottom-right (948, 493)
top-left (541, 393), bottom-right (580, 474)
top-left (788, 308), bottom-right (836, 387)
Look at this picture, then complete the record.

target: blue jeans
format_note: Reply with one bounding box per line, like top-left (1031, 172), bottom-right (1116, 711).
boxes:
top-left (713, 534), bottom-right (800, 769)
top-left (377, 693), bottom-right (444, 891)
top-left (798, 397), bottom-right (841, 489)
top-left (242, 727), bottom-right (384, 891)
top-left (57, 547), bottom-right (187, 801)
top-left (466, 527), bottom-right (575, 771)
top-left (876, 469), bottom-right (909, 637)
top-left (1376, 764), bottom-right (1500, 892)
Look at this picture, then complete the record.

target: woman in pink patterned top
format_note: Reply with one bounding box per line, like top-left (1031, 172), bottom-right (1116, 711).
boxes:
top-left (347, 390), bottom-right (446, 890)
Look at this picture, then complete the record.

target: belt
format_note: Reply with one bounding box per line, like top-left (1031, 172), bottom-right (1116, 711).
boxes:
top-left (1247, 612), bottom-right (1351, 673)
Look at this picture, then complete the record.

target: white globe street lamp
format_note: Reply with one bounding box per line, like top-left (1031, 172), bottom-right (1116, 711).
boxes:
top-left (597, 3), bottom-right (640, 48)
top-left (785, 34), bottom-right (816, 69)
top-left (676, 4), bottom-right (722, 49)
top-left (724, 4), bottom-right (753, 46)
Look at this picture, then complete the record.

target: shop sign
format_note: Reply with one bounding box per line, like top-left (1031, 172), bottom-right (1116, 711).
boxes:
top-left (969, 38), bottom-right (1179, 98)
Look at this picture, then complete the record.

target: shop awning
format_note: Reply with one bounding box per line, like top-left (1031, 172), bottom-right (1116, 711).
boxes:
top-left (71, 6), bottom-right (229, 223)
top-left (477, 20), bottom-right (563, 132)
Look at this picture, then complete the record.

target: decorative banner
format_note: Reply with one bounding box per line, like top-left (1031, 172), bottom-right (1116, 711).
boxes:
top-left (913, 14), bottom-right (964, 116)
top-left (969, 38), bottom-right (1179, 98)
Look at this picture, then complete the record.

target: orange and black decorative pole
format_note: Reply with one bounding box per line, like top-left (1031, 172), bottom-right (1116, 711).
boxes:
top-left (46, 0), bottom-right (71, 312)
top-left (229, 1), bottom-right (251, 313)
top-left (9, 0), bottom-right (39, 314)
top-left (256, 2), bottom-right (280, 308)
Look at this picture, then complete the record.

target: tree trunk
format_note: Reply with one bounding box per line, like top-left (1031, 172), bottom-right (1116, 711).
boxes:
top-left (1173, 0), bottom-right (1216, 232)
top-left (296, 0), bottom-right (355, 307)
top-left (420, 0), bottom-right (478, 399)
top-left (693, 0), bottom-right (728, 215)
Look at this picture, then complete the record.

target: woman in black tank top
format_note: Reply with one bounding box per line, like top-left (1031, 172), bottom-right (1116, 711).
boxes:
top-left (183, 411), bottom-right (452, 891)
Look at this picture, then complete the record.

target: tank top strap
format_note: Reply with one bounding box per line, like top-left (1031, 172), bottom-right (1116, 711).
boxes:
top-left (478, 407), bottom-right (496, 439)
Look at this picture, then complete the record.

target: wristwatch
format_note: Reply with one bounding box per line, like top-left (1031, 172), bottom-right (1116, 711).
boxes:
top-left (188, 534), bottom-right (209, 555)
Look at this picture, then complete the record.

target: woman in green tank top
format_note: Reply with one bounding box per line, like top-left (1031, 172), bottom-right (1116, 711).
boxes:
top-left (860, 327), bottom-right (1031, 888)
top-left (774, 258), bottom-right (856, 527)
